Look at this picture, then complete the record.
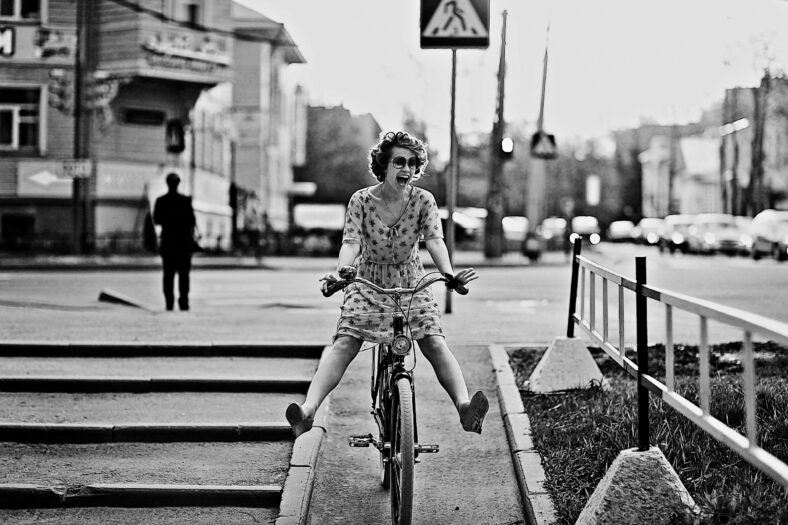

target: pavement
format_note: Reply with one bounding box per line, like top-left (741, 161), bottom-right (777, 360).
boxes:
top-left (1, 249), bottom-right (568, 524)
top-left (0, 248), bottom-right (569, 272)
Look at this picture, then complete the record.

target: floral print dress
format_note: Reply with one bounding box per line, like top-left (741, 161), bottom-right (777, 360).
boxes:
top-left (335, 185), bottom-right (445, 343)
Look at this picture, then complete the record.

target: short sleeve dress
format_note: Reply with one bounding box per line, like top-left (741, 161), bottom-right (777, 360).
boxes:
top-left (335, 185), bottom-right (445, 343)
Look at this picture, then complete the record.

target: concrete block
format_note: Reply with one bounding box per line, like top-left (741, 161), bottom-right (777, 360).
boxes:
top-left (489, 345), bottom-right (525, 415)
top-left (97, 288), bottom-right (156, 311)
top-left (576, 447), bottom-right (700, 525)
top-left (290, 427), bottom-right (325, 467)
top-left (527, 337), bottom-right (604, 393)
top-left (277, 466), bottom-right (312, 523)
top-left (504, 413), bottom-right (534, 452)
top-left (516, 451), bottom-right (549, 495)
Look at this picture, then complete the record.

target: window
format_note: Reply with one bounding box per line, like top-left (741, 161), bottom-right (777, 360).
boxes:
top-left (0, 87), bottom-right (40, 151)
top-left (123, 108), bottom-right (166, 126)
top-left (0, 0), bottom-right (40, 20)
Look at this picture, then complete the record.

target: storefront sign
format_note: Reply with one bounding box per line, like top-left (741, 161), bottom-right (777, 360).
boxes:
top-left (0, 26), bottom-right (75, 62)
top-left (142, 32), bottom-right (230, 73)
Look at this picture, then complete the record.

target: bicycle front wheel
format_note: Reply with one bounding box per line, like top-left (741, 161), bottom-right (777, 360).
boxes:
top-left (390, 376), bottom-right (414, 525)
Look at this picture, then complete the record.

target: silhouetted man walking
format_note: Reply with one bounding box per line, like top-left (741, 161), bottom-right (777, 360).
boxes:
top-left (153, 172), bottom-right (196, 311)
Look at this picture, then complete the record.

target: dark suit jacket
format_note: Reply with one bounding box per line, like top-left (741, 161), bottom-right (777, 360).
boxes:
top-left (153, 191), bottom-right (196, 255)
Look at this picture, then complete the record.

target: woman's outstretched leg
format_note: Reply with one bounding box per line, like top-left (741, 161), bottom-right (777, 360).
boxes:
top-left (418, 335), bottom-right (489, 433)
top-left (286, 336), bottom-right (362, 437)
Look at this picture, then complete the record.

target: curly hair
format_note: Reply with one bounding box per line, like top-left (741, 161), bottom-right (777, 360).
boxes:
top-left (368, 131), bottom-right (429, 182)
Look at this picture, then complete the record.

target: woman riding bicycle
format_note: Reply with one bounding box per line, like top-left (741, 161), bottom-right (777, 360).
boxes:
top-left (286, 130), bottom-right (489, 438)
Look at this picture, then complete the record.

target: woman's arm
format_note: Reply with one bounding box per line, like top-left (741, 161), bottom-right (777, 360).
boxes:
top-left (320, 242), bottom-right (360, 292)
top-left (335, 242), bottom-right (361, 271)
top-left (425, 238), bottom-right (479, 287)
top-left (425, 238), bottom-right (454, 275)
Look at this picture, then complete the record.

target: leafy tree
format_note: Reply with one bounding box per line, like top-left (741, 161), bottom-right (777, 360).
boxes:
top-left (295, 106), bottom-right (381, 204)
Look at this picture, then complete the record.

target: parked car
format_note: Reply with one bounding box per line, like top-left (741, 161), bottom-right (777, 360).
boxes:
top-left (438, 208), bottom-right (484, 242)
top-left (659, 214), bottom-right (695, 254)
top-left (606, 220), bottom-right (635, 242)
top-left (749, 209), bottom-right (788, 260)
top-left (686, 213), bottom-right (747, 255)
top-left (502, 216), bottom-right (529, 252)
top-left (570, 215), bottom-right (601, 245)
top-left (292, 203), bottom-right (346, 255)
top-left (536, 216), bottom-right (567, 251)
top-left (632, 217), bottom-right (664, 245)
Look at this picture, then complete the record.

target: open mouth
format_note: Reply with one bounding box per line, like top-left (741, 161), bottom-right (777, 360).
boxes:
top-left (396, 175), bottom-right (410, 186)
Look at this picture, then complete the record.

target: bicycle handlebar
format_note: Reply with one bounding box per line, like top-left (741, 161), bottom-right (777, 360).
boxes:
top-left (322, 269), bottom-right (466, 298)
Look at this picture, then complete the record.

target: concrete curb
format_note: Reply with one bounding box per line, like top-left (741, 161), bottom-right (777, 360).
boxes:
top-left (489, 344), bottom-right (557, 525)
top-left (0, 482), bottom-right (281, 508)
top-left (276, 347), bottom-right (331, 525)
top-left (0, 376), bottom-right (311, 393)
top-left (0, 422), bottom-right (292, 443)
top-left (0, 341), bottom-right (327, 358)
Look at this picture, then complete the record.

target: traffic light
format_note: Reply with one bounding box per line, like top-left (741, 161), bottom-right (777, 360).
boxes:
top-left (500, 136), bottom-right (514, 160)
top-left (47, 68), bottom-right (72, 114)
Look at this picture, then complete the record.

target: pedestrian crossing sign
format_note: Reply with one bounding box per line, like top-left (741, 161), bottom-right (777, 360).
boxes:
top-left (420, 0), bottom-right (489, 49)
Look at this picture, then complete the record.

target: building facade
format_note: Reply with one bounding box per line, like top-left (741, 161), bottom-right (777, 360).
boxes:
top-left (231, 3), bottom-right (306, 239)
top-left (721, 77), bottom-right (788, 215)
top-left (0, 0), bottom-right (306, 253)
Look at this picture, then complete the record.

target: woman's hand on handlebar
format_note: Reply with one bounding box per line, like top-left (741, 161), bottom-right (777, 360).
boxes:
top-left (319, 272), bottom-right (340, 295)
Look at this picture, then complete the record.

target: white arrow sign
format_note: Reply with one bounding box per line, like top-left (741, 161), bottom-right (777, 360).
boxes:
top-left (29, 170), bottom-right (70, 187)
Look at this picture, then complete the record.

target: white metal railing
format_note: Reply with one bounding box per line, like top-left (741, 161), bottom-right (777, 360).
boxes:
top-left (566, 240), bottom-right (788, 489)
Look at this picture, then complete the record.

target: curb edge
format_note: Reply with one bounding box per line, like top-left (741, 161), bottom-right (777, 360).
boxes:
top-left (489, 344), bottom-right (558, 525)
top-left (276, 346), bottom-right (331, 525)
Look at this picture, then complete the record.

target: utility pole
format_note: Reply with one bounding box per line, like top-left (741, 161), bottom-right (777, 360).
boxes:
top-left (748, 71), bottom-right (769, 215)
top-left (73, 0), bottom-right (96, 253)
top-left (445, 49), bottom-right (458, 313)
top-left (484, 10), bottom-right (507, 259)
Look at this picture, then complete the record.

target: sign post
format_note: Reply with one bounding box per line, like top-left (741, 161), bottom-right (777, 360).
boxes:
top-left (421, 0), bottom-right (489, 313)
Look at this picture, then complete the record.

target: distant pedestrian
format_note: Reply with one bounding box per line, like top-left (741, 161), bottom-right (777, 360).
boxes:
top-left (153, 172), bottom-right (196, 311)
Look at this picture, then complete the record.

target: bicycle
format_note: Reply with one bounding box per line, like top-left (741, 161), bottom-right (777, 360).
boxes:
top-left (323, 265), bottom-right (466, 525)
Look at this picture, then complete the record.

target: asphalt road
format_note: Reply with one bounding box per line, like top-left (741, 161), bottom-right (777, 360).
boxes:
top-left (3, 242), bottom-right (788, 346)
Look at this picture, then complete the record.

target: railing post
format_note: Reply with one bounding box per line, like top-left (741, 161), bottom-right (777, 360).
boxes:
top-left (566, 238), bottom-right (583, 337)
top-left (635, 256), bottom-right (649, 451)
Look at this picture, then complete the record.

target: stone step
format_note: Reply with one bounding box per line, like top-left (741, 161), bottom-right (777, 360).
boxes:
top-left (0, 391), bottom-right (299, 425)
top-left (1, 356), bottom-right (318, 379)
top-left (0, 506), bottom-right (279, 524)
top-left (0, 342), bottom-right (327, 359)
top-left (0, 441), bottom-right (290, 507)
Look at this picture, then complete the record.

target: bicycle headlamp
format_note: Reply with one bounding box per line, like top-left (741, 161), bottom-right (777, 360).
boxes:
top-left (391, 334), bottom-right (412, 356)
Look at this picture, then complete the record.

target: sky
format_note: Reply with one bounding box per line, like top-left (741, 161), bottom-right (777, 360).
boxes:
top-left (235, 0), bottom-right (788, 158)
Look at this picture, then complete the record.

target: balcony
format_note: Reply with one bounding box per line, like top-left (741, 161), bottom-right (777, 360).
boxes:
top-left (96, 1), bottom-right (233, 86)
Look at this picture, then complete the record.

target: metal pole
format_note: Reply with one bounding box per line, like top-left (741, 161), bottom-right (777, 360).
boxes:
top-left (71, 0), bottom-right (87, 253)
top-left (566, 238), bottom-right (582, 337)
top-left (635, 256), bottom-right (650, 451)
top-left (446, 49), bottom-right (458, 314)
top-left (484, 10), bottom-right (507, 259)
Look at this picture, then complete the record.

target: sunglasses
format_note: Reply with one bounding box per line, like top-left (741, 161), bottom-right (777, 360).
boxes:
top-left (390, 156), bottom-right (421, 171)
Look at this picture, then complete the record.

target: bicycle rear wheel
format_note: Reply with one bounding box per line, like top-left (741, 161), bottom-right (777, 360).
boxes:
top-left (390, 376), bottom-right (414, 525)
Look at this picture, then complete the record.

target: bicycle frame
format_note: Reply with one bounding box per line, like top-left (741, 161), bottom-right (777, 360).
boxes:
top-left (341, 272), bottom-right (445, 524)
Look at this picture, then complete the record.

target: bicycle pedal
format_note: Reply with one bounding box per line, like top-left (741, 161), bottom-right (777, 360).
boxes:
top-left (415, 444), bottom-right (439, 454)
top-left (348, 434), bottom-right (374, 447)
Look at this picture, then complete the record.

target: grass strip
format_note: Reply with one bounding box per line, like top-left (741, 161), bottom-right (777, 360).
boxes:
top-left (509, 341), bottom-right (788, 525)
